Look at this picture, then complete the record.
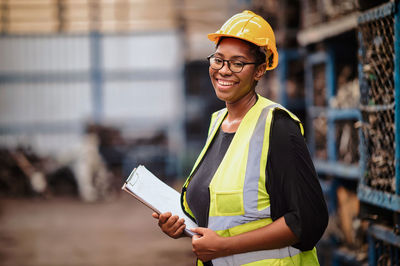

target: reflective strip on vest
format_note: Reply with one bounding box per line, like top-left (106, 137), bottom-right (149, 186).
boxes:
top-left (212, 246), bottom-right (301, 266)
top-left (208, 109), bottom-right (226, 138)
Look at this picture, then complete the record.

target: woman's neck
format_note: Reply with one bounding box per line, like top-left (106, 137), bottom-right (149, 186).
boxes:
top-left (222, 91), bottom-right (257, 133)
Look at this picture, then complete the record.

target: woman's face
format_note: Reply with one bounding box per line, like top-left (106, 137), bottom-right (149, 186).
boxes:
top-left (209, 38), bottom-right (264, 104)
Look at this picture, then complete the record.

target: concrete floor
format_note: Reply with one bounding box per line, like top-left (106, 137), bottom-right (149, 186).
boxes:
top-left (0, 194), bottom-right (196, 266)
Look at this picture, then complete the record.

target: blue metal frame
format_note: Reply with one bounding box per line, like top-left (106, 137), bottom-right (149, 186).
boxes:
top-left (277, 49), bottom-right (305, 110)
top-left (90, 31), bottom-right (103, 124)
top-left (308, 106), bottom-right (360, 120)
top-left (368, 223), bottom-right (400, 248)
top-left (368, 233), bottom-right (377, 266)
top-left (332, 248), bottom-right (362, 266)
top-left (0, 72), bottom-right (89, 83)
top-left (313, 159), bottom-right (360, 180)
top-left (305, 49), bottom-right (362, 180)
top-left (358, 184), bottom-right (400, 212)
top-left (395, 0), bottom-right (400, 197)
top-left (358, 1), bottom-right (396, 24)
top-left (0, 69), bottom-right (177, 84)
top-left (367, 223), bottom-right (400, 266)
top-left (305, 51), bottom-right (327, 156)
top-left (0, 121), bottom-right (83, 134)
top-left (326, 46), bottom-right (337, 162)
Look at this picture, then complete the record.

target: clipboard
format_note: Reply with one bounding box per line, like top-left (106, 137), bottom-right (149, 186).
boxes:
top-left (122, 165), bottom-right (198, 237)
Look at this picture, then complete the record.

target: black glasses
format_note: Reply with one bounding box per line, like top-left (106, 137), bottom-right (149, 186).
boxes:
top-left (207, 54), bottom-right (257, 73)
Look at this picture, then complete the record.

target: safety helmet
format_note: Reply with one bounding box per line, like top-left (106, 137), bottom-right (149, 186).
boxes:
top-left (208, 10), bottom-right (278, 71)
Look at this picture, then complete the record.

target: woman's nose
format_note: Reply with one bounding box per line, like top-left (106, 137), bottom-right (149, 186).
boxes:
top-left (219, 61), bottom-right (232, 75)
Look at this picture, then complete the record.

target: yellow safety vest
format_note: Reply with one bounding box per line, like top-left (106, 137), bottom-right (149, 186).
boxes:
top-left (181, 95), bottom-right (319, 266)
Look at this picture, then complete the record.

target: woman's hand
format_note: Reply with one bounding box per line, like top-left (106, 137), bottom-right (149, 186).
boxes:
top-left (190, 227), bottom-right (227, 262)
top-left (152, 212), bottom-right (186, 239)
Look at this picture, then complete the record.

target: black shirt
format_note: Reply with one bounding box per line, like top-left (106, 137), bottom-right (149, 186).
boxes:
top-left (186, 129), bottom-right (235, 227)
top-left (186, 110), bottom-right (328, 255)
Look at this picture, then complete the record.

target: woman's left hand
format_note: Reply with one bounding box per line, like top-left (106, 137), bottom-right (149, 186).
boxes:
top-left (190, 227), bottom-right (227, 262)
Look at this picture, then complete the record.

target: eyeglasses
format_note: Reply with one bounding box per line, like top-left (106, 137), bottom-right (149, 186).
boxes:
top-left (207, 54), bottom-right (257, 73)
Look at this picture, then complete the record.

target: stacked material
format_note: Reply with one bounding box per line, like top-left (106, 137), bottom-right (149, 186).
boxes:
top-left (1, 0), bottom-right (60, 33)
top-left (300, 0), bottom-right (358, 28)
top-left (0, 0), bottom-right (178, 34)
top-left (330, 79), bottom-right (359, 109)
top-left (322, 0), bottom-right (358, 20)
top-left (96, 0), bottom-right (177, 32)
top-left (314, 116), bottom-right (327, 160)
top-left (336, 121), bottom-right (359, 164)
top-left (330, 64), bottom-right (359, 109)
top-left (313, 63), bottom-right (327, 106)
top-left (330, 67), bottom-right (360, 165)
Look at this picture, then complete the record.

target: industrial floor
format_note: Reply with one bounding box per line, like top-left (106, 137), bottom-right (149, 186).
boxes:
top-left (0, 194), bottom-right (196, 266)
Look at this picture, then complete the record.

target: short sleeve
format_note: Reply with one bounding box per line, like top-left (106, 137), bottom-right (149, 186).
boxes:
top-left (266, 110), bottom-right (328, 251)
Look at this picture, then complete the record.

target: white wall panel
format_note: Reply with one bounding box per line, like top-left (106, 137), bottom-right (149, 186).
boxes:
top-left (102, 33), bottom-right (181, 70)
top-left (0, 82), bottom-right (92, 124)
top-left (0, 36), bottom-right (90, 73)
top-left (103, 80), bottom-right (178, 121)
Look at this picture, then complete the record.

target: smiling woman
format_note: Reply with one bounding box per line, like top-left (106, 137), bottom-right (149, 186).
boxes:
top-left (152, 10), bottom-right (328, 266)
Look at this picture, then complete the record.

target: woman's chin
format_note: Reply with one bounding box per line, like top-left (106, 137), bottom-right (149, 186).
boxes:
top-left (214, 90), bottom-right (231, 102)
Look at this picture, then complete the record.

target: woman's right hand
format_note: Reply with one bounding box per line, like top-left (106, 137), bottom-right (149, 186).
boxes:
top-left (152, 212), bottom-right (186, 239)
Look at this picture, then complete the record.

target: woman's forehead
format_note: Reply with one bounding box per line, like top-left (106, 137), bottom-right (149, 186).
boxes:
top-left (215, 38), bottom-right (253, 58)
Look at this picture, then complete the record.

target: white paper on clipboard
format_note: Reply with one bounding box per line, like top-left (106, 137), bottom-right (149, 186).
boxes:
top-left (122, 165), bottom-right (198, 237)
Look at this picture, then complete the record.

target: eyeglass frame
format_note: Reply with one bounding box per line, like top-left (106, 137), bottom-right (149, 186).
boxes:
top-left (207, 54), bottom-right (259, 73)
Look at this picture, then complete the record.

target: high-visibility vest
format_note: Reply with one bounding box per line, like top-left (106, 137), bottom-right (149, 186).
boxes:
top-left (181, 95), bottom-right (319, 266)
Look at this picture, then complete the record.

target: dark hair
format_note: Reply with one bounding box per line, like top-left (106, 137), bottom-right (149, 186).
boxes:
top-left (216, 37), bottom-right (272, 67)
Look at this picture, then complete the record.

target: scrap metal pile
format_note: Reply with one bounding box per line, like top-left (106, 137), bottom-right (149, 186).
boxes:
top-left (0, 124), bottom-right (172, 201)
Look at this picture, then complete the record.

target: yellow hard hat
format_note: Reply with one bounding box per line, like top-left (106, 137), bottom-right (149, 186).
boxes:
top-left (208, 10), bottom-right (278, 71)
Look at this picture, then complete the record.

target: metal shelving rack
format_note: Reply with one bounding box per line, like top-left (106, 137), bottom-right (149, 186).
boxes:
top-left (357, 1), bottom-right (400, 265)
top-left (293, 0), bottom-right (400, 265)
top-left (305, 48), bottom-right (362, 180)
top-left (299, 2), bottom-right (365, 265)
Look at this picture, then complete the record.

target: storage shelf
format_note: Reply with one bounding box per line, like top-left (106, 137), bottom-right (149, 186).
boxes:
top-left (298, 13), bottom-right (359, 46)
top-left (319, 179), bottom-right (331, 195)
top-left (314, 159), bottom-right (360, 180)
top-left (309, 107), bottom-right (361, 120)
top-left (368, 223), bottom-right (400, 248)
top-left (358, 184), bottom-right (400, 212)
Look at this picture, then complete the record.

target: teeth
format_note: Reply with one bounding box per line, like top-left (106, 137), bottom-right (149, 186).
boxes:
top-left (218, 80), bottom-right (234, 86)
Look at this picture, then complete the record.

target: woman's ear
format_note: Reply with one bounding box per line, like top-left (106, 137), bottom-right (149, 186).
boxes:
top-left (254, 63), bottom-right (267, 81)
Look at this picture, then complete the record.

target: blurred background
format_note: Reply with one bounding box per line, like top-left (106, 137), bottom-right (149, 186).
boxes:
top-left (0, 0), bottom-right (399, 265)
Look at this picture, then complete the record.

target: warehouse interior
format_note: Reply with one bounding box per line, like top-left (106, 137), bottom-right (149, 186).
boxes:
top-left (0, 0), bottom-right (399, 265)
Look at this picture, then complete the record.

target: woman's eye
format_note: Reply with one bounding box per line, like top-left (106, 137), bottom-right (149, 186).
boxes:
top-left (214, 58), bottom-right (223, 64)
top-left (232, 61), bottom-right (244, 67)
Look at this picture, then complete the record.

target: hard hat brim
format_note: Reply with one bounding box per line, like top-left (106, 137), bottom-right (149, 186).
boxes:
top-left (208, 33), bottom-right (264, 47)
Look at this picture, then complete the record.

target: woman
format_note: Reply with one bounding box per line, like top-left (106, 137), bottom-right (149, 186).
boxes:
top-left (152, 10), bottom-right (328, 266)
